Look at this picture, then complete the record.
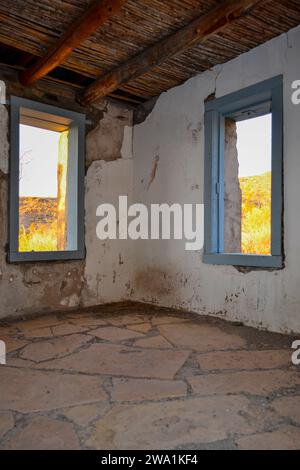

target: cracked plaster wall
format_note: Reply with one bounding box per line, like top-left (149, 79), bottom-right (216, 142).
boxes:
top-left (132, 25), bottom-right (300, 334)
top-left (0, 90), bottom-right (134, 320)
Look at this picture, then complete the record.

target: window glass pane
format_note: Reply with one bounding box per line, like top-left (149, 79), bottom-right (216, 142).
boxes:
top-left (224, 113), bottom-right (272, 255)
top-left (18, 108), bottom-right (77, 252)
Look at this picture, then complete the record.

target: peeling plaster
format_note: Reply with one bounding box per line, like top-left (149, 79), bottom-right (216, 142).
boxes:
top-left (132, 25), bottom-right (300, 335)
top-left (134, 96), bottom-right (159, 125)
top-left (86, 101), bottom-right (134, 166)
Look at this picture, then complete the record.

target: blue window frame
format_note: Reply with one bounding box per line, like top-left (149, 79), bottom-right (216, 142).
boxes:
top-left (9, 96), bottom-right (86, 263)
top-left (203, 76), bottom-right (283, 268)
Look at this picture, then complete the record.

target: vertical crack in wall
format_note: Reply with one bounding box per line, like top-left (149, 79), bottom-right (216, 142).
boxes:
top-left (146, 155), bottom-right (160, 191)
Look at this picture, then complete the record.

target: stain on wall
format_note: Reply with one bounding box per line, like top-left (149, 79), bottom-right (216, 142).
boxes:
top-left (146, 155), bottom-right (159, 191)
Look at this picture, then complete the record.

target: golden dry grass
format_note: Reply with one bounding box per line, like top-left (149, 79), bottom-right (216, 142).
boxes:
top-left (19, 221), bottom-right (58, 252)
top-left (18, 197), bottom-right (58, 252)
top-left (239, 171), bottom-right (271, 255)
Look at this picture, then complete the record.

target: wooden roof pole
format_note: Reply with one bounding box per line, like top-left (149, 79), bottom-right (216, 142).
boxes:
top-left (19, 0), bottom-right (127, 87)
top-left (80, 0), bottom-right (265, 105)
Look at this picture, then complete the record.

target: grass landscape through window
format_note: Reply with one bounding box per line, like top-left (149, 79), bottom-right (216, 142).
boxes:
top-left (19, 127), bottom-right (69, 252)
top-left (239, 171), bottom-right (271, 255)
top-left (237, 114), bottom-right (272, 256)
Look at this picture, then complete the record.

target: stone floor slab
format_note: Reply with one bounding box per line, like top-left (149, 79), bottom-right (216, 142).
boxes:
top-left (63, 402), bottom-right (110, 427)
top-left (86, 395), bottom-right (259, 450)
top-left (90, 326), bottom-right (144, 342)
top-left (111, 378), bottom-right (187, 401)
top-left (0, 367), bottom-right (106, 412)
top-left (6, 358), bottom-right (35, 368)
top-left (188, 370), bottom-right (300, 396)
top-left (134, 335), bottom-right (173, 349)
top-left (159, 323), bottom-right (246, 352)
top-left (22, 327), bottom-right (53, 339)
top-left (0, 412), bottom-right (14, 439)
top-left (0, 326), bottom-right (19, 337)
top-left (2, 416), bottom-right (79, 450)
top-left (127, 323), bottom-right (153, 333)
top-left (37, 343), bottom-right (190, 379)
top-left (0, 336), bottom-right (28, 353)
top-left (271, 396), bottom-right (300, 424)
top-left (236, 426), bottom-right (300, 450)
top-left (51, 323), bottom-right (90, 336)
top-left (20, 334), bottom-right (91, 362)
top-left (197, 349), bottom-right (291, 372)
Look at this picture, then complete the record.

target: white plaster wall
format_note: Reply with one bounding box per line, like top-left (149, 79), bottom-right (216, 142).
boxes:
top-left (82, 100), bottom-right (134, 306)
top-left (132, 25), bottom-right (300, 334)
top-left (82, 158), bottom-right (134, 306)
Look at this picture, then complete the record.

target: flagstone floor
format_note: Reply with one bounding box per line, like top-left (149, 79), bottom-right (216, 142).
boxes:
top-left (0, 303), bottom-right (299, 450)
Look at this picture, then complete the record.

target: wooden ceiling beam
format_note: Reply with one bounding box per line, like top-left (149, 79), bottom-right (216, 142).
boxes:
top-left (19, 0), bottom-right (127, 87)
top-left (80, 0), bottom-right (265, 105)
